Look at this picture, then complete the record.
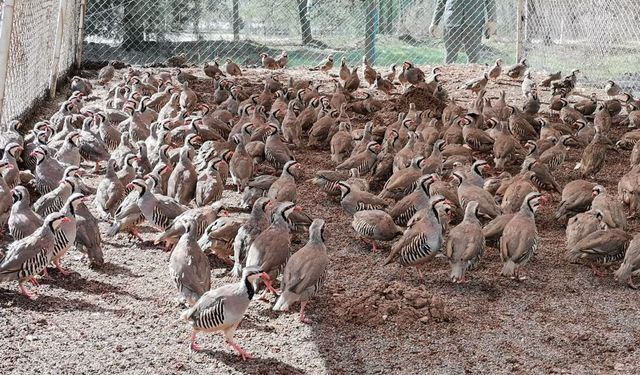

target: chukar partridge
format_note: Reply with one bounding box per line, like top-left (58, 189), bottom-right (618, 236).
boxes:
top-left (268, 160), bottom-right (303, 203)
top-left (156, 203), bottom-right (225, 250)
top-left (169, 220), bottom-right (211, 306)
top-left (336, 181), bottom-right (388, 215)
top-left (500, 192), bottom-right (547, 280)
top-left (198, 217), bottom-right (242, 262)
top-left (180, 267), bottom-right (272, 358)
top-left (446, 201), bottom-right (484, 283)
top-left (0, 212), bottom-right (69, 298)
top-left (555, 180), bottom-right (596, 222)
top-left (614, 233), bottom-right (640, 289)
top-left (127, 179), bottom-right (188, 231)
top-left (9, 186), bottom-right (43, 240)
top-left (383, 195), bottom-right (452, 277)
top-left (273, 219), bottom-right (328, 323)
top-left (567, 228), bottom-right (632, 277)
top-left (591, 185), bottom-right (627, 229)
top-left (232, 197), bottom-right (272, 277)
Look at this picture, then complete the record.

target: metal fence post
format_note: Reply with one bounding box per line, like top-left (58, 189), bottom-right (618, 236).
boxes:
top-left (76, 0), bottom-right (87, 69)
top-left (516, 0), bottom-right (525, 62)
top-left (365, 0), bottom-right (379, 65)
top-left (50, 0), bottom-right (66, 98)
top-left (0, 0), bottom-right (17, 122)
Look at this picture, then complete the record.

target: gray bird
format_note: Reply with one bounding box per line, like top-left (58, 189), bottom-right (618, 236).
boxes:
top-left (273, 219), bottom-right (328, 323)
top-left (268, 160), bottom-right (303, 203)
top-left (8, 186), bottom-right (43, 240)
top-left (95, 159), bottom-right (125, 218)
top-left (31, 147), bottom-right (65, 194)
top-left (1, 142), bottom-right (22, 188)
top-left (74, 199), bottom-right (104, 269)
top-left (446, 201), bottom-right (484, 283)
top-left (156, 203), bottom-right (225, 250)
top-left (33, 177), bottom-right (77, 217)
top-left (127, 179), bottom-right (188, 231)
top-left (0, 212), bottom-right (69, 299)
top-left (195, 161), bottom-right (224, 207)
top-left (231, 197), bottom-right (272, 277)
top-left (55, 131), bottom-right (82, 167)
top-left (245, 202), bottom-right (298, 298)
top-left (168, 147), bottom-right (198, 205)
top-left (0, 161), bottom-right (13, 227)
top-left (50, 193), bottom-right (84, 275)
top-left (180, 267), bottom-right (272, 358)
top-left (169, 220), bottom-right (211, 306)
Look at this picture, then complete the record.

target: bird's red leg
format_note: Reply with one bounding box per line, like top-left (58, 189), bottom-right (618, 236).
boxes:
top-left (53, 260), bottom-right (71, 276)
top-left (591, 265), bottom-right (607, 277)
top-left (299, 301), bottom-right (310, 324)
top-left (29, 276), bottom-right (40, 286)
top-left (226, 339), bottom-right (253, 360)
top-left (18, 282), bottom-right (36, 299)
top-left (190, 331), bottom-right (201, 352)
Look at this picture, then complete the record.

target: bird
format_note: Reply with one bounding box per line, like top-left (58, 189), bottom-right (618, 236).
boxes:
top-left (555, 180), bottom-right (596, 222)
top-left (268, 160), bottom-right (303, 203)
top-left (180, 267), bottom-right (273, 358)
top-left (446, 201), bottom-right (484, 283)
top-left (273, 219), bottom-right (328, 323)
top-left (614, 233), bottom-right (640, 289)
top-left (383, 195), bottom-right (452, 277)
top-left (224, 59), bottom-right (242, 76)
top-left (605, 80), bottom-right (622, 97)
top-left (487, 58), bottom-right (503, 80)
top-left (352, 210), bottom-right (403, 252)
top-left (567, 228), bottom-right (632, 277)
top-left (460, 73), bottom-right (489, 94)
top-left (591, 185), bottom-right (627, 229)
top-left (0, 212), bottom-right (69, 298)
top-left (245, 202), bottom-right (299, 298)
top-left (231, 198), bottom-right (272, 277)
top-left (310, 54), bottom-right (334, 72)
top-left (336, 181), bottom-right (388, 214)
top-left (169, 220), bottom-right (211, 306)
top-left (8, 186), bottom-right (43, 240)
top-left (506, 58), bottom-right (528, 79)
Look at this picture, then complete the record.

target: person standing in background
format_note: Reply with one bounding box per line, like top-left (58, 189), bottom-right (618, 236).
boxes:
top-left (429, 0), bottom-right (497, 64)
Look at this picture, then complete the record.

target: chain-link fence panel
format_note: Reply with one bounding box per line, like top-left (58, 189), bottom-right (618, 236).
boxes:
top-left (0, 0), bottom-right (82, 124)
top-left (524, 0), bottom-right (640, 93)
top-left (82, 0), bottom-right (518, 69)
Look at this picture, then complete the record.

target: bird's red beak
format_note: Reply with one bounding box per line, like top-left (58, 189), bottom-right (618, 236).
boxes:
top-left (293, 205), bottom-right (303, 212)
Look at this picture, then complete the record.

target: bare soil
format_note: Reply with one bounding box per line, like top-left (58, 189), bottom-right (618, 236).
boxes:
top-left (1, 64), bottom-right (639, 375)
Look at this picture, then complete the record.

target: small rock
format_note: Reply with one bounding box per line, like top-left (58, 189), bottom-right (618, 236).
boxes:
top-left (419, 316), bottom-right (430, 324)
top-left (413, 298), bottom-right (429, 309)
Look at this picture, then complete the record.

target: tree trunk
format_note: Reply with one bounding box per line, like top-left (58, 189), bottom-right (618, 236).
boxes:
top-left (297, 0), bottom-right (313, 45)
top-left (365, 0), bottom-right (379, 65)
top-left (232, 0), bottom-right (240, 41)
top-left (122, 0), bottom-right (144, 50)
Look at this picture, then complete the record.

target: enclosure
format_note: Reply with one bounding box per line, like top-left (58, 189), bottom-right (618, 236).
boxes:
top-left (1, 1), bottom-right (640, 374)
top-left (2, 0), bottom-right (640, 123)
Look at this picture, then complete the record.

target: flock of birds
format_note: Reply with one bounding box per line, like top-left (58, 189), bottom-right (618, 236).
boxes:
top-left (1, 49), bottom-right (640, 360)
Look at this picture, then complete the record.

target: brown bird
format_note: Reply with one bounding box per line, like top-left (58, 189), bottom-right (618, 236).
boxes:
top-left (506, 58), bottom-right (528, 79)
top-left (344, 67), bottom-right (361, 92)
top-left (614, 233), bottom-right (640, 289)
top-left (567, 228), bottom-right (632, 277)
top-left (260, 53), bottom-right (280, 70)
top-left (310, 54), bottom-right (334, 72)
top-left (576, 130), bottom-right (617, 179)
top-left (500, 192), bottom-right (547, 280)
top-left (487, 58), bottom-right (503, 80)
top-left (446, 201), bottom-right (484, 283)
top-left (339, 57), bottom-right (351, 81)
top-left (555, 179), bottom-right (596, 222)
top-left (362, 56), bottom-right (377, 87)
top-left (273, 219), bottom-right (328, 322)
top-left (224, 58), bottom-right (242, 76)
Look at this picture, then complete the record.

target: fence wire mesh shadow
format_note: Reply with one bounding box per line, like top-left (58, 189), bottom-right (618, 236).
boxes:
top-left (81, 0), bottom-right (518, 69)
top-left (0, 0), bottom-right (81, 124)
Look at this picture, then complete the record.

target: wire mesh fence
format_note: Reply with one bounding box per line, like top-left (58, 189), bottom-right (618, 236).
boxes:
top-left (82, 0), bottom-right (519, 68)
top-left (524, 0), bottom-right (640, 92)
top-left (0, 0), bottom-right (82, 124)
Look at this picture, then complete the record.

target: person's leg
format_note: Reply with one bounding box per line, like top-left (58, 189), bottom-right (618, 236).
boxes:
top-left (443, 26), bottom-right (461, 64)
top-left (464, 26), bottom-right (483, 63)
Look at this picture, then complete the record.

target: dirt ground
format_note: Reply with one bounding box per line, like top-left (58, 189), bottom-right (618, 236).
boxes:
top-left (1, 63), bottom-right (639, 375)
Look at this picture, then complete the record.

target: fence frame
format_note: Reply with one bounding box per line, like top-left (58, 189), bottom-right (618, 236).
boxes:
top-left (0, 0), bottom-right (17, 121)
